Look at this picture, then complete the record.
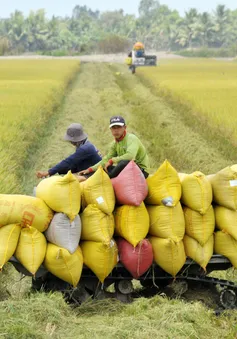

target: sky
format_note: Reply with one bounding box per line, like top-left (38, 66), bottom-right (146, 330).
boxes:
top-left (0, 0), bottom-right (236, 18)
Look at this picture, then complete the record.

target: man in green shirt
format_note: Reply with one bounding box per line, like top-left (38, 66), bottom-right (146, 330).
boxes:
top-left (79, 116), bottom-right (149, 178)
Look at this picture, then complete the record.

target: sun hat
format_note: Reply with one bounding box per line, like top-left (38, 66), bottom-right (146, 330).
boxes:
top-left (64, 123), bottom-right (88, 142)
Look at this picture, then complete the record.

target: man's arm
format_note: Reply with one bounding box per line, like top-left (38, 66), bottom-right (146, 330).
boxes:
top-left (48, 149), bottom-right (87, 176)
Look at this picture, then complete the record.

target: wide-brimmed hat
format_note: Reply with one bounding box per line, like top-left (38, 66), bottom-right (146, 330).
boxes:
top-left (64, 123), bottom-right (88, 142)
top-left (109, 116), bottom-right (126, 128)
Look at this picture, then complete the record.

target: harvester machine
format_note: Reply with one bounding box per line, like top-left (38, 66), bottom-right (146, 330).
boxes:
top-left (126, 50), bottom-right (157, 74)
top-left (9, 254), bottom-right (237, 310)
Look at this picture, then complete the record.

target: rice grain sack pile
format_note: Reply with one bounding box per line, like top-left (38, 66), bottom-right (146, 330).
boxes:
top-left (180, 171), bottom-right (212, 215)
top-left (180, 171), bottom-right (214, 270)
top-left (36, 171), bottom-right (81, 221)
top-left (0, 194), bottom-right (53, 232)
top-left (184, 234), bottom-right (214, 270)
top-left (111, 161), bottom-right (148, 206)
top-left (215, 206), bottom-right (237, 241)
top-left (45, 213), bottom-right (81, 254)
top-left (147, 202), bottom-right (185, 242)
top-left (145, 160), bottom-right (181, 207)
top-left (81, 240), bottom-right (118, 283)
top-left (15, 226), bottom-right (47, 275)
top-left (80, 181), bottom-right (87, 212)
top-left (117, 238), bottom-right (153, 279)
top-left (209, 164), bottom-right (237, 210)
top-left (44, 243), bottom-right (83, 287)
top-left (82, 167), bottom-right (115, 215)
top-left (0, 224), bottom-right (21, 269)
top-left (149, 237), bottom-right (186, 277)
top-left (145, 161), bottom-right (185, 276)
top-left (183, 206), bottom-right (215, 246)
top-left (207, 165), bottom-right (237, 267)
top-left (114, 202), bottom-right (149, 247)
top-left (81, 204), bottom-right (114, 245)
top-left (214, 231), bottom-right (237, 268)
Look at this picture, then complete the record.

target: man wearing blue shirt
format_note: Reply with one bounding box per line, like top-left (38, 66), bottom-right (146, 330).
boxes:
top-left (36, 123), bottom-right (102, 178)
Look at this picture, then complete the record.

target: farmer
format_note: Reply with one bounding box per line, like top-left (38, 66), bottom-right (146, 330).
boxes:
top-left (78, 116), bottom-right (149, 178)
top-left (36, 123), bottom-right (102, 179)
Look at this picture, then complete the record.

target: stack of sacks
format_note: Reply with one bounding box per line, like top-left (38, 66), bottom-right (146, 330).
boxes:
top-left (145, 160), bottom-right (186, 277)
top-left (112, 161), bottom-right (153, 279)
top-left (133, 42), bottom-right (145, 57)
top-left (36, 171), bottom-right (83, 287)
top-left (180, 171), bottom-right (214, 271)
top-left (0, 194), bottom-right (53, 274)
top-left (208, 165), bottom-right (237, 267)
top-left (112, 161), bottom-right (149, 246)
top-left (80, 167), bottom-right (118, 283)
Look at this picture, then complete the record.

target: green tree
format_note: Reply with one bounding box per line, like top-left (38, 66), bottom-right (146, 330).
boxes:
top-left (199, 12), bottom-right (214, 47)
top-left (26, 9), bottom-right (49, 51)
top-left (5, 10), bottom-right (27, 51)
top-left (212, 5), bottom-right (229, 47)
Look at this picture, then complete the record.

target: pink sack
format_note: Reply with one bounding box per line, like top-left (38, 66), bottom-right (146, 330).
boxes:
top-left (111, 161), bottom-right (148, 206)
top-left (117, 237), bottom-right (153, 279)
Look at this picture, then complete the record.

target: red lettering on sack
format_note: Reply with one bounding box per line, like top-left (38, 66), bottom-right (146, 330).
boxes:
top-left (22, 211), bottom-right (35, 226)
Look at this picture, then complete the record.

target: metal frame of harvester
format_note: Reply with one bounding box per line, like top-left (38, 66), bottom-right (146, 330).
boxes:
top-left (9, 254), bottom-right (237, 310)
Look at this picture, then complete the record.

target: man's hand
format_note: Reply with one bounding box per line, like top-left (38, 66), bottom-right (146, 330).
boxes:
top-left (104, 160), bottom-right (113, 173)
top-left (78, 168), bottom-right (91, 175)
top-left (36, 171), bottom-right (49, 179)
top-left (74, 174), bottom-right (87, 183)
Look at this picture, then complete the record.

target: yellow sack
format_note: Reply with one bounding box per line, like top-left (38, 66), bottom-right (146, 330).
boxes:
top-left (44, 244), bottom-right (83, 287)
top-left (114, 202), bottom-right (149, 247)
top-left (80, 181), bottom-right (87, 211)
top-left (125, 57), bottom-right (132, 65)
top-left (0, 224), bottom-right (21, 269)
top-left (215, 205), bottom-right (237, 241)
top-left (209, 165), bottom-right (237, 210)
top-left (214, 231), bottom-right (237, 268)
top-left (149, 237), bottom-right (186, 277)
top-left (15, 227), bottom-right (47, 275)
top-left (183, 205), bottom-right (215, 246)
top-left (184, 235), bottom-right (213, 270)
top-left (181, 171), bottom-right (212, 214)
top-left (145, 160), bottom-right (181, 206)
top-left (147, 202), bottom-right (185, 241)
top-left (36, 171), bottom-right (81, 221)
top-left (81, 240), bottom-right (118, 283)
top-left (178, 173), bottom-right (187, 181)
top-left (82, 167), bottom-right (115, 215)
top-left (0, 194), bottom-right (53, 232)
top-left (81, 205), bottom-right (114, 244)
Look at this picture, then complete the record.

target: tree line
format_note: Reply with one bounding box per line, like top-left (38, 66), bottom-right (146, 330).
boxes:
top-left (0, 0), bottom-right (237, 55)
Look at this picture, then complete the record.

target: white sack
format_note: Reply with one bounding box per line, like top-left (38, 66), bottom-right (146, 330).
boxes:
top-left (45, 213), bottom-right (81, 254)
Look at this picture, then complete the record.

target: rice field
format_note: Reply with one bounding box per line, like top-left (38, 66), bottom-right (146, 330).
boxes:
top-left (0, 60), bottom-right (80, 194)
top-left (138, 59), bottom-right (237, 142)
top-left (1, 59), bottom-right (237, 338)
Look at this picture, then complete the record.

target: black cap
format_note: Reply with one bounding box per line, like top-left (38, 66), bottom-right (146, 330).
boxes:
top-left (109, 116), bottom-right (126, 128)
